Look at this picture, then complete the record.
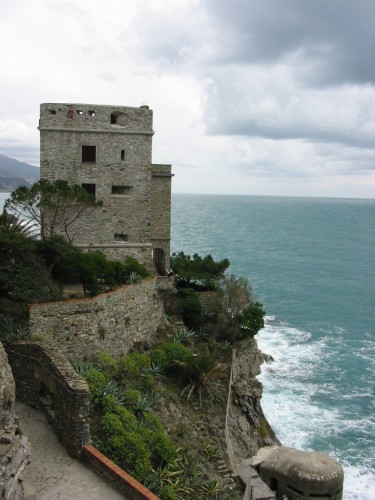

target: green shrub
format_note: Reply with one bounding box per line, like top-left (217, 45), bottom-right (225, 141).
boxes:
top-left (123, 256), bottom-right (150, 279)
top-left (107, 432), bottom-right (153, 483)
top-left (142, 413), bottom-right (176, 465)
top-left (101, 411), bottom-right (124, 436)
top-left (123, 388), bottom-right (142, 410)
top-left (0, 239), bottom-right (61, 303)
top-left (150, 348), bottom-right (169, 368)
top-left (95, 351), bottom-right (119, 378)
top-left (113, 406), bottom-right (139, 431)
top-left (159, 484), bottom-right (178, 500)
top-left (83, 368), bottom-right (108, 399)
top-left (118, 352), bottom-right (152, 388)
top-left (178, 288), bottom-right (202, 331)
top-left (160, 342), bottom-right (193, 368)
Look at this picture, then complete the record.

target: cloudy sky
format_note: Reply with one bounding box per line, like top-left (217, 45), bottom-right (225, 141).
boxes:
top-left (1, 0), bottom-right (374, 198)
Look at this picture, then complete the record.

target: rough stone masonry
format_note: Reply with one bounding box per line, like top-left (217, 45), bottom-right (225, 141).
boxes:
top-left (39, 103), bottom-right (172, 274)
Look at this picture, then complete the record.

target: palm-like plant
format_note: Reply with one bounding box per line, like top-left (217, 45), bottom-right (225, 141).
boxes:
top-left (180, 354), bottom-right (227, 407)
top-left (0, 208), bottom-right (38, 239)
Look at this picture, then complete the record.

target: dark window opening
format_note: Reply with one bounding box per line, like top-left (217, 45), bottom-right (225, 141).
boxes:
top-left (121, 149), bottom-right (125, 160)
top-left (114, 233), bottom-right (129, 242)
top-left (89, 110), bottom-right (96, 116)
top-left (153, 248), bottom-right (166, 276)
top-left (82, 145), bottom-right (96, 163)
top-left (110, 113), bottom-right (117, 124)
top-left (111, 185), bottom-right (132, 195)
top-left (269, 478), bottom-right (278, 492)
top-left (287, 485), bottom-right (304, 496)
top-left (49, 109), bottom-right (56, 115)
top-left (77, 110), bottom-right (84, 115)
top-left (82, 183), bottom-right (96, 196)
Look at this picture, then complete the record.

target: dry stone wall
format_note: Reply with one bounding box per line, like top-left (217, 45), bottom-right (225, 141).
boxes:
top-left (151, 164), bottom-right (173, 271)
top-left (0, 341), bottom-right (30, 499)
top-left (6, 341), bottom-right (90, 458)
top-left (29, 279), bottom-right (167, 359)
top-left (39, 103), bottom-right (172, 271)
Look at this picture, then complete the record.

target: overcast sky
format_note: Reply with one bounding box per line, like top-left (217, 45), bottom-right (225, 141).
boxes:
top-left (1, 0), bottom-right (374, 198)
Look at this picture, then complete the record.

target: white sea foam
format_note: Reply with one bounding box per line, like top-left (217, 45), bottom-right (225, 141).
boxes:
top-left (256, 317), bottom-right (375, 499)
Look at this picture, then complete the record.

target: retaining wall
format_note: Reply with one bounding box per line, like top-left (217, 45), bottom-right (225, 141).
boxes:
top-left (83, 445), bottom-right (160, 500)
top-left (29, 278), bottom-right (167, 359)
top-left (7, 341), bottom-right (90, 458)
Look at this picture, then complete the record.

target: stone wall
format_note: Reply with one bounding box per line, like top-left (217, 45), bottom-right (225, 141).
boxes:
top-left (29, 278), bottom-right (167, 359)
top-left (39, 104), bottom-right (153, 247)
top-left (151, 164), bottom-right (172, 272)
top-left (0, 341), bottom-right (30, 499)
top-left (39, 103), bottom-right (172, 273)
top-left (6, 341), bottom-right (90, 458)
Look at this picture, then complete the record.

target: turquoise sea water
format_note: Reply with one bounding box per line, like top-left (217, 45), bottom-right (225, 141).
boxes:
top-left (171, 193), bottom-right (375, 500)
top-left (2, 191), bottom-right (374, 498)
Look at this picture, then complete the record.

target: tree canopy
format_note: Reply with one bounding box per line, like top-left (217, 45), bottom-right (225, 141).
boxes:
top-left (170, 251), bottom-right (230, 290)
top-left (218, 274), bottom-right (265, 341)
top-left (4, 179), bottom-right (102, 241)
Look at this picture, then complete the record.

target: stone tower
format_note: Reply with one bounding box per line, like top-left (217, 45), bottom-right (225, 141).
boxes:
top-left (39, 103), bottom-right (172, 274)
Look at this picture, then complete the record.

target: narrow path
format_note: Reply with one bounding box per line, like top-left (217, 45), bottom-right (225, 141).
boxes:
top-left (15, 401), bottom-right (125, 500)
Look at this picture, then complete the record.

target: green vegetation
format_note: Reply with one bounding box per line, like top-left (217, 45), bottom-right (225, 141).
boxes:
top-left (0, 218), bottom-right (150, 340)
top-left (72, 342), bottom-right (237, 499)
top-left (177, 287), bottom-right (202, 331)
top-left (170, 252), bottom-right (230, 290)
top-left (1, 203), bottom-right (263, 500)
top-left (4, 179), bottom-right (102, 241)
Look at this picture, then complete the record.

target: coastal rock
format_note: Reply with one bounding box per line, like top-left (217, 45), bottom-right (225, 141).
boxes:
top-left (0, 341), bottom-right (30, 499)
top-left (227, 337), bottom-right (279, 469)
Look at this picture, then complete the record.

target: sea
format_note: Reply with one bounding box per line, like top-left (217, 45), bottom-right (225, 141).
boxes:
top-left (171, 193), bottom-right (375, 500)
top-left (2, 191), bottom-right (374, 498)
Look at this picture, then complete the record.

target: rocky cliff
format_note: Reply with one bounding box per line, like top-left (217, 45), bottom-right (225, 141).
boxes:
top-left (0, 341), bottom-right (30, 499)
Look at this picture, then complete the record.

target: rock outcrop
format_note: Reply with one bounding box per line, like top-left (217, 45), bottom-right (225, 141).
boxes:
top-left (227, 336), bottom-right (279, 469)
top-left (0, 341), bottom-right (30, 499)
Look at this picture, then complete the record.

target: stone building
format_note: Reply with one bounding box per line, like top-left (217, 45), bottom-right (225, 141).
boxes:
top-left (39, 103), bottom-right (172, 274)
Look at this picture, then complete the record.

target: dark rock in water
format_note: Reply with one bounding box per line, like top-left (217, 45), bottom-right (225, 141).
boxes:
top-left (263, 353), bottom-right (274, 364)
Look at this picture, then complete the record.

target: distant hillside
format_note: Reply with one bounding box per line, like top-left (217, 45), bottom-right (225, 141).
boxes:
top-left (0, 154), bottom-right (39, 192)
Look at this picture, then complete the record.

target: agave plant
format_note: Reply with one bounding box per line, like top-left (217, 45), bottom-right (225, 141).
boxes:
top-left (199, 479), bottom-right (222, 498)
top-left (127, 272), bottom-right (142, 284)
top-left (70, 359), bottom-right (96, 375)
top-left (173, 326), bottom-right (196, 344)
top-left (95, 380), bottom-right (125, 406)
top-left (0, 319), bottom-right (29, 343)
top-left (148, 361), bottom-right (166, 378)
top-left (134, 390), bottom-right (162, 416)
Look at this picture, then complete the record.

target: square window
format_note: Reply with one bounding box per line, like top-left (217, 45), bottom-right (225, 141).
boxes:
top-left (82, 145), bottom-right (96, 163)
top-left (82, 183), bottom-right (96, 196)
top-left (111, 185), bottom-right (132, 195)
